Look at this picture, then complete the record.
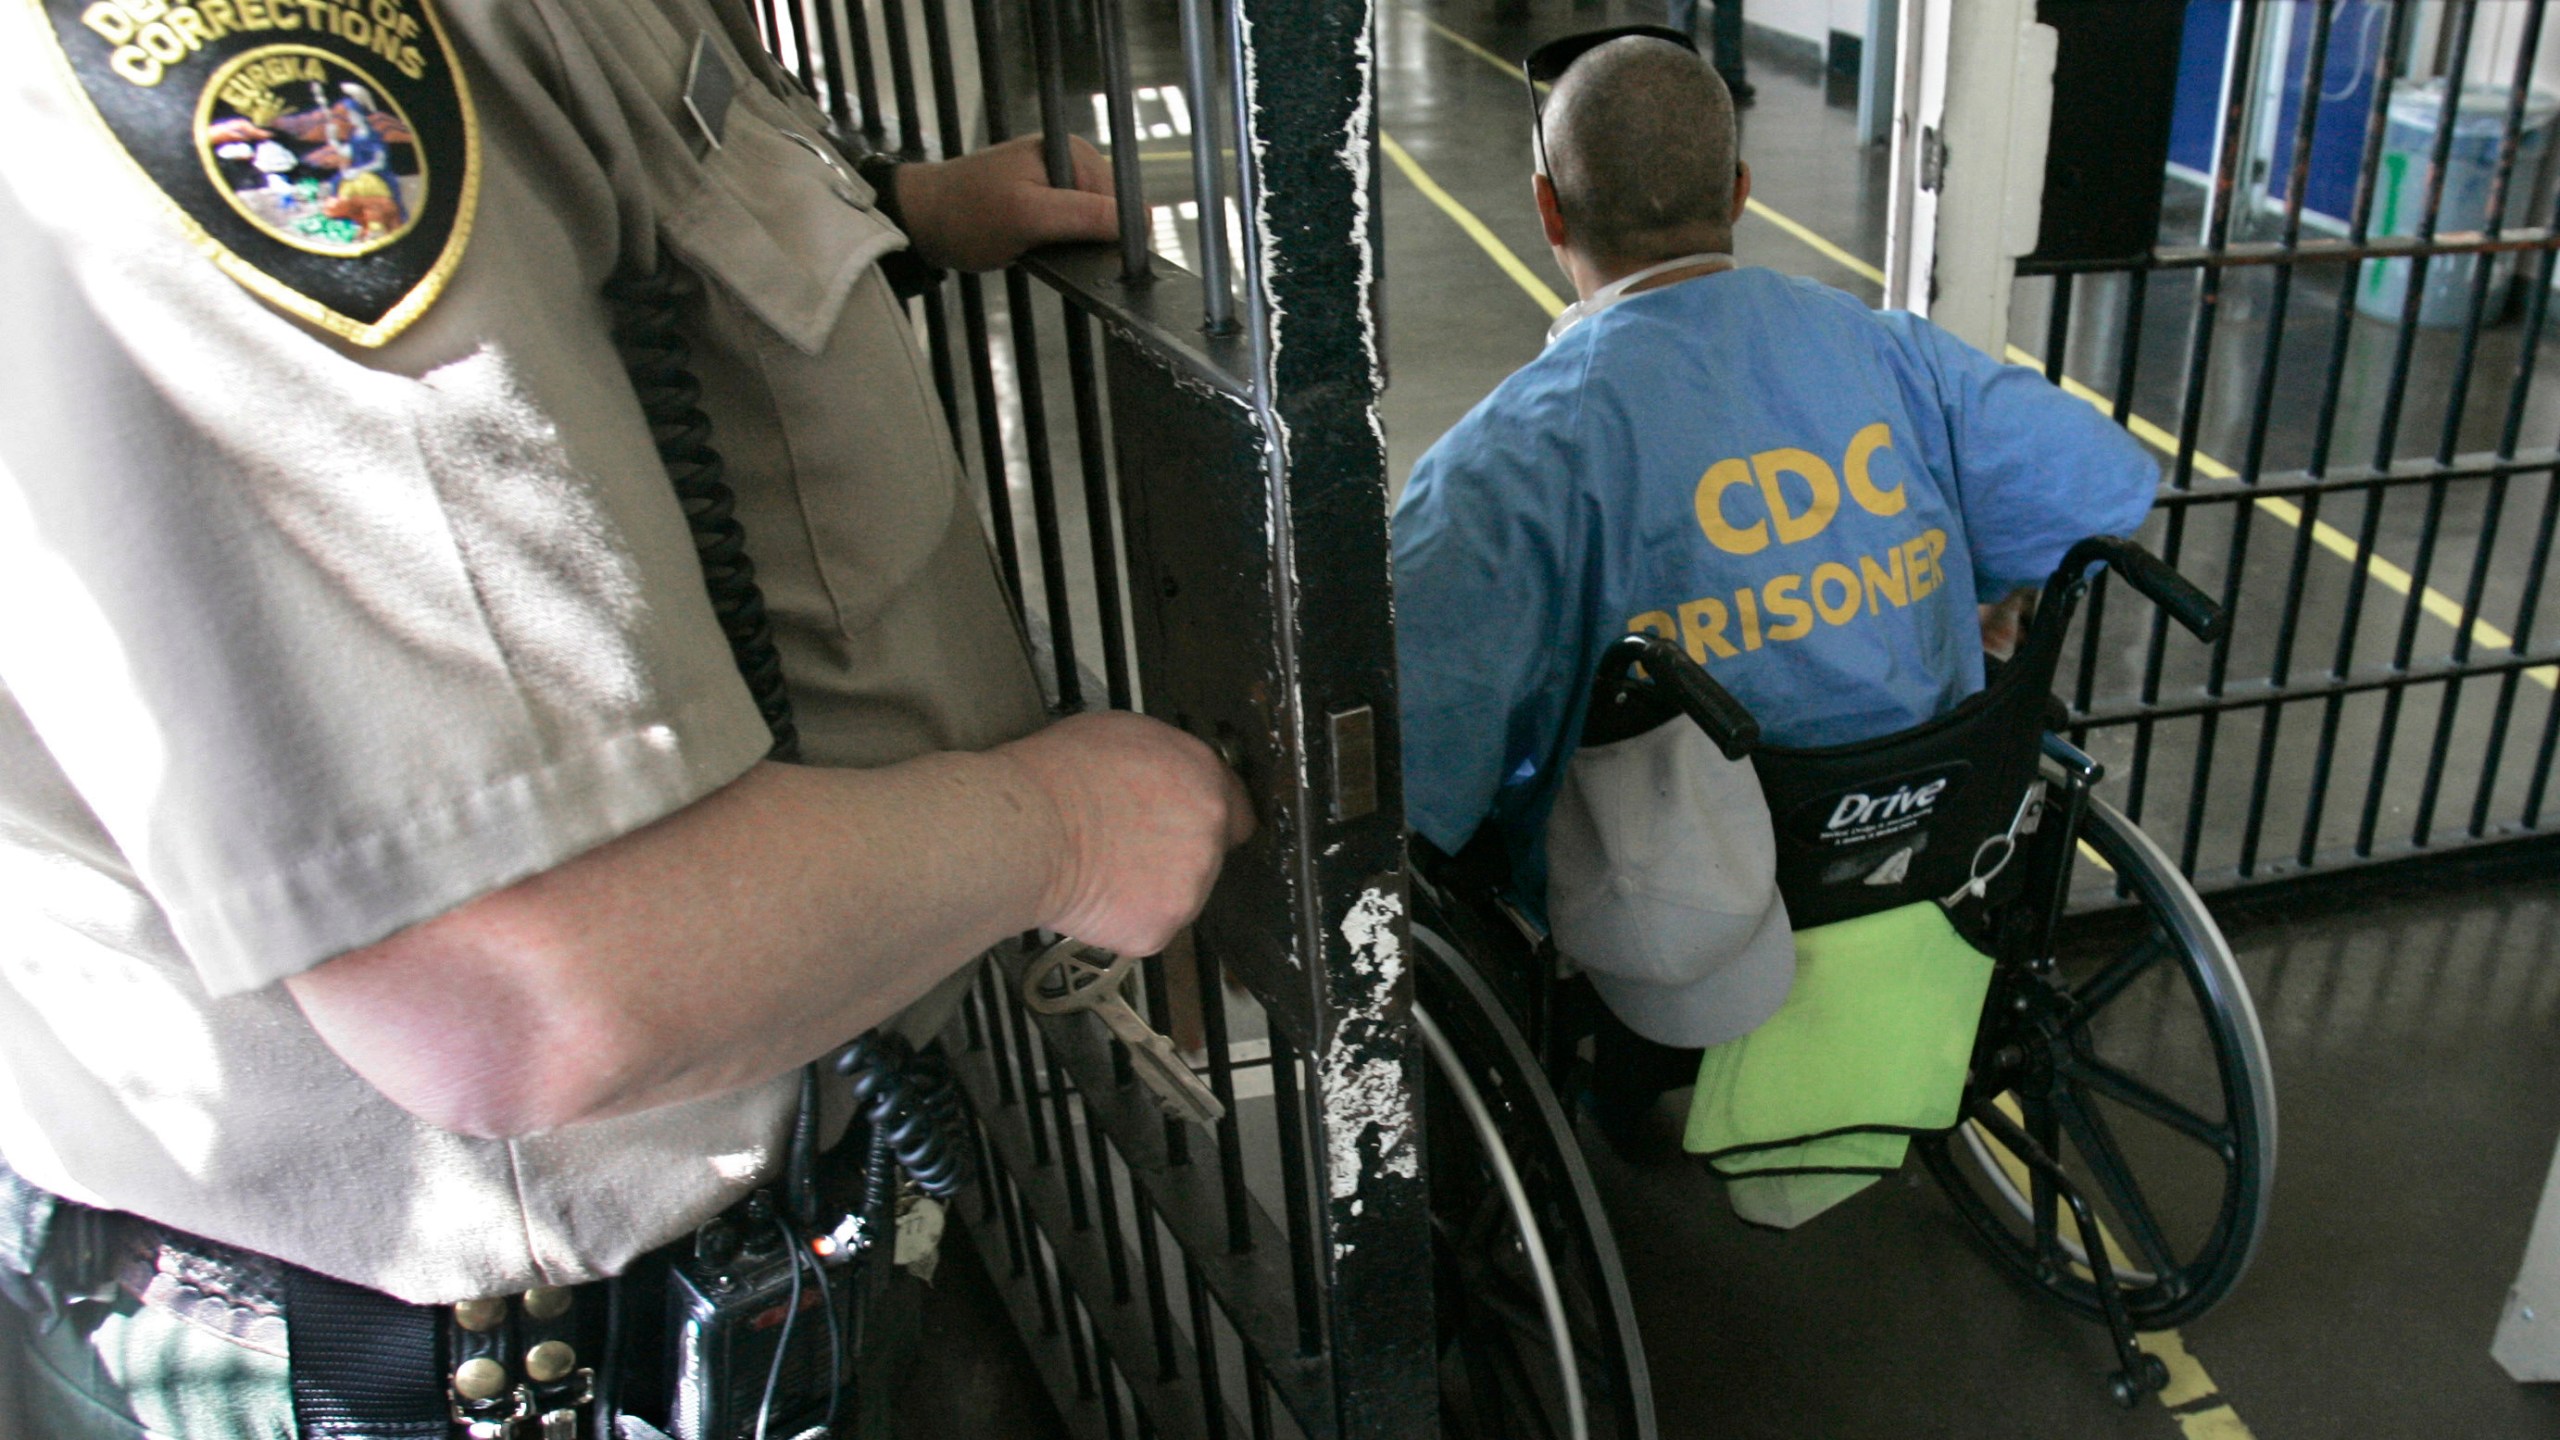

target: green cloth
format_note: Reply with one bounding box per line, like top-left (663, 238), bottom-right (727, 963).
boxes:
top-left (5, 1292), bottom-right (292, 1440)
top-left (1684, 900), bottom-right (1995, 1229)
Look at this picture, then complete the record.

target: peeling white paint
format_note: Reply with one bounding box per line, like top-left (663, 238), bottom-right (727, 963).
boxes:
top-left (1322, 886), bottom-right (1415, 1201)
top-left (1344, 7), bottom-right (1383, 397)
top-left (1232, 2), bottom-right (1282, 379)
top-left (1341, 885), bottom-right (1402, 983)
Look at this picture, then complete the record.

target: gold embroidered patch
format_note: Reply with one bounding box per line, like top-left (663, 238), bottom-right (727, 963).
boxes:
top-left (36, 0), bottom-right (480, 347)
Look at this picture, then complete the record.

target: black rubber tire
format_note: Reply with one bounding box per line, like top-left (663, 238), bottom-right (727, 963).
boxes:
top-left (1414, 881), bottom-right (1658, 1440)
top-left (1921, 795), bottom-right (2277, 1332)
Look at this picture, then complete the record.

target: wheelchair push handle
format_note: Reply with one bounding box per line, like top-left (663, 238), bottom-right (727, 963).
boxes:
top-left (1594, 634), bottom-right (1761, 760)
top-left (2055, 536), bottom-right (2227, 643)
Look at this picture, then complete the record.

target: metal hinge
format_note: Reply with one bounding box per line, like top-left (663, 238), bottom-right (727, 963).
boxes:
top-left (1920, 125), bottom-right (1946, 193)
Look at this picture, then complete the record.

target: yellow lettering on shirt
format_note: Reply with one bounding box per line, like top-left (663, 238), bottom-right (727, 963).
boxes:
top-left (1680, 597), bottom-right (1739, 661)
top-left (1752, 448), bottom-right (1840, 546)
top-left (1903, 534), bottom-right (1937, 601)
top-left (1695, 459), bottom-right (1769, 556)
top-left (1859, 547), bottom-right (1907, 614)
top-left (1761, 574), bottom-right (1813, 642)
top-left (1843, 423), bottom-right (1904, 517)
top-left (1636, 523), bottom-right (1959, 663)
top-left (1810, 562), bottom-right (1861, 626)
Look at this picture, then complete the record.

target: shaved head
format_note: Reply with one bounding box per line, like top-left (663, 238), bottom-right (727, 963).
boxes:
top-left (1544, 37), bottom-right (1739, 267)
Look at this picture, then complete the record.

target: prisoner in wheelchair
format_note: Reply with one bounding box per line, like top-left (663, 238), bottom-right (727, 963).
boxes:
top-left (1391, 30), bottom-right (2277, 1437)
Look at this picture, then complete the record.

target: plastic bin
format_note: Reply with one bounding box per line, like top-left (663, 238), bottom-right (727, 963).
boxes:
top-left (2357, 80), bottom-right (2559, 328)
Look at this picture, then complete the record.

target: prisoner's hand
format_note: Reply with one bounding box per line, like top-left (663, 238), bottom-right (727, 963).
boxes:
top-left (1003, 711), bottom-right (1255, 957)
top-left (893, 135), bottom-right (1116, 272)
top-left (1980, 587), bottom-right (2036, 660)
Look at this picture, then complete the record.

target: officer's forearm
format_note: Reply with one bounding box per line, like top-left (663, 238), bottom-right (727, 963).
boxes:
top-left (287, 751), bottom-right (1063, 1140)
top-left (286, 710), bottom-right (1247, 1139)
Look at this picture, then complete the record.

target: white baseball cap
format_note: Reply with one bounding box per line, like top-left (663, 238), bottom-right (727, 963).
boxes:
top-left (1545, 715), bottom-right (1795, 1049)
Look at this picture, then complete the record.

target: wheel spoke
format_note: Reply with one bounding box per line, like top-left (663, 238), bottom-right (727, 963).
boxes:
top-left (1458, 1326), bottom-right (1522, 1440)
top-left (2064, 1053), bottom-right (2233, 1159)
top-left (1462, 1184), bottom-right (1509, 1253)
top-left (2023, 1093), bottom-right (2063, 1270)
top-left (1495, 1324), bottom-right (1568, 1440)
top-left (1468, 1278), bottom-right (1556, 1345)
top-left (2067, 931), bottom-right (2172, 1025)
top-left (2050, 1086), bottom-right (2180, 1280)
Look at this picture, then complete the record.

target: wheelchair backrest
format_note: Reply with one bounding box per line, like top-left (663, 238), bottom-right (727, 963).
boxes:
top-left (1585, 569), bottom-right (2078, 933)
top-left (1578, 537), bottom-right (2217, 933)
top-left (1740, 643), bottom-right (2058, 929)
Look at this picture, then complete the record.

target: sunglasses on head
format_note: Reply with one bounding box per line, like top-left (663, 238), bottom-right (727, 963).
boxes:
top-left (1522, 24), bottom-right (1698, 170)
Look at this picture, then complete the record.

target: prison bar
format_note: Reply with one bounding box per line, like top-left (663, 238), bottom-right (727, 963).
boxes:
top-left (2021, 0), bottom-right (2560, 897)
top-left (764, 0), bottom-right (1430, 1428)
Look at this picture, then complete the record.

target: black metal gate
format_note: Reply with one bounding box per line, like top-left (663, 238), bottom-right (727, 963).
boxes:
top-left (2018, 0), bottom-right (2560, 905)
top-left (743, 0), bottom-right (1429, 1433)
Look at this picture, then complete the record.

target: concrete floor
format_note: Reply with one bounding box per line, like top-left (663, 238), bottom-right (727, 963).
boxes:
top-left (1590, 875), bottom-right (2560, 1439)
top-left (915, 871), bottom-right (2560, 1439)
top-left (912, 6), bottom-right (2560, 1436)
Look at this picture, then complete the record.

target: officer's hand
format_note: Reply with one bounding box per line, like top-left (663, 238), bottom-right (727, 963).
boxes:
top-left (1002, 711), bottom-right (1255, 958)
top-left (894, 135), bottom-right (1117, 272)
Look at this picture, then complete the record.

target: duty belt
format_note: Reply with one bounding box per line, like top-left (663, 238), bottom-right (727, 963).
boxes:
top-left (0, 1179), bottom-right (615, 1440)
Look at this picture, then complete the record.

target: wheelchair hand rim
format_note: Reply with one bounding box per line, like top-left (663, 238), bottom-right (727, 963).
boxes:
top-left (1418, 1003), bottom-right (1590, 1440)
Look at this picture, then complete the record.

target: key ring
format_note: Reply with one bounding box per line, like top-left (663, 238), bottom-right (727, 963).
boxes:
top-left (1944, 781), bottom-right (2047, 907)
top-left (1021, 936), bottom-right (1134, 1015)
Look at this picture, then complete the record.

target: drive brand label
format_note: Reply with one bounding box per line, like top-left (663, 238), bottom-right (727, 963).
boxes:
top-left (1791, 761), bottom-right (1969, 849)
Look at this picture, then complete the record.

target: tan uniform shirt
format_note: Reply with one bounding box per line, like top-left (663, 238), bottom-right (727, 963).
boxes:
top-left (0, 0), bottom-right (1043, 1303)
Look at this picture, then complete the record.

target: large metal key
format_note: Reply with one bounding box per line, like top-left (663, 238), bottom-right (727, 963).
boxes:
top-left (1022, 937), bottom-right (1226, 1128)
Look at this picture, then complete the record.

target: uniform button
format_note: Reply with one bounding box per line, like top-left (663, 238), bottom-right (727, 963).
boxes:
top-left (453, 1298), bottom-right (506, 1333)
top-left (521, 1285), bottom-right (573, 1321)
top-left (525, 1340), bottom-right (579, 1383)
top-left (452, 1357), bottom-right (509, 1401)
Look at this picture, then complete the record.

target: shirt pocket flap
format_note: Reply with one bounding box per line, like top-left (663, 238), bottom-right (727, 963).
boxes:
top-left (662, 112), bottom-right (903, 355)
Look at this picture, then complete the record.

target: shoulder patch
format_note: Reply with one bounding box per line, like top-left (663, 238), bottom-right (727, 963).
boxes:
top-left (36, 0), bottom-right (480, 347)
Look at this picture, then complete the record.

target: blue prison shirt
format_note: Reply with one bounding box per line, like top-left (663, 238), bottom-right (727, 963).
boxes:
top-left (1393, 266), bottom-right (2158, 903)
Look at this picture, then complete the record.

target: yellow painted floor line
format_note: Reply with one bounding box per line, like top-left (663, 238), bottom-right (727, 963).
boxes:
top-left (1394, 0), bottom-right (1524, 82)
top-left (1743, 198), bottom-right (1887, 288)
top-left (1973, 1102), bottom-right (2256, 1436)
top-left (1379, 131), bottom-right (1567, 318)
top-left (1387, 0), bottom-right (1889, 294)
top-left (2140, 1333), bottom-right (2260, 1439)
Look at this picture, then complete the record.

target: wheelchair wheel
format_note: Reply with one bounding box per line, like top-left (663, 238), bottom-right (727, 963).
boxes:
top-left (1920, 795), bottom-right (2276, 1333)
top-left (1414, 896), bottom-right (1658, 1440)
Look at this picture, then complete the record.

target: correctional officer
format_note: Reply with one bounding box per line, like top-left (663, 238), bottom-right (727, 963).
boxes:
top-left (0, 0), bottom-right (1250, 1433)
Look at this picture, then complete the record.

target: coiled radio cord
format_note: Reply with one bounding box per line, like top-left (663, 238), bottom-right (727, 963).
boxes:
top-left (604, 259), bottom-right (800, 762)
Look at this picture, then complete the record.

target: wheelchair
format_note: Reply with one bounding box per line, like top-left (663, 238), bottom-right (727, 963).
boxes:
top-left (1413, 537), bottom-right (2277, 1436)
